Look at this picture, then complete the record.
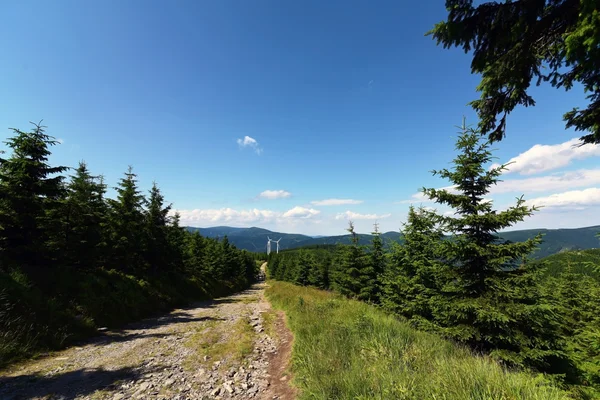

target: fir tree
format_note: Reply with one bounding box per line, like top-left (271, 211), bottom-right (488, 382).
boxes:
top-left (381, 206), bottom-right (444, 326)
top-left (144, 182), bottom-right (171, 273)
top-left (0, 123), bottom-right (68, 270)
top-left (166, 212), bottom-right (186, 272)
top-left (367, 223), bottom-right (386, 302)
top-left (335, 222), bottom-right (368, 299)
top-left (295, 250), bottom-right (312, 286)
top-left (60, 162), bottom-right (108, 268)
top-left (423, 121), bottom-right (568, 372)
top-left (108, 166), bottom-right (146, 273)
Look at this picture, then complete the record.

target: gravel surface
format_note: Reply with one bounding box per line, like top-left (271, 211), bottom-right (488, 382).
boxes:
top-left (0, 282), bottom-right (293, 400)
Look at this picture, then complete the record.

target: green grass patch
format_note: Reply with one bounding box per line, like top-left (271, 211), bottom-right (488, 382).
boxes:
top-left (266, 281), bottom-right (569, 400)
top-left (183, 314), bottom-right (256, 371)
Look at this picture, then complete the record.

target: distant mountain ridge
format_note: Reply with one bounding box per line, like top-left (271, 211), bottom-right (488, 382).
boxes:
top-left (186, 225), bottom-right (600, 259)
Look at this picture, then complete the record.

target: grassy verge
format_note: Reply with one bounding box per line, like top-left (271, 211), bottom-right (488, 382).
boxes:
top-left (266, 281), bottom-right (569, 400)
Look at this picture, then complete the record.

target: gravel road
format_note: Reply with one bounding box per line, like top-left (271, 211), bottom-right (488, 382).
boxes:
top-left (0, 282), bottom-right (295, 400)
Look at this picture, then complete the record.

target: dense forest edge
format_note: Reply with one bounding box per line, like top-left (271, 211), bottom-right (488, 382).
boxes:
top-left (0, 124), bottom-right (261, 368)
top-left (266, 281), bottom-right (570, 399)
top-left (267, 123), bottom-right (600, 399)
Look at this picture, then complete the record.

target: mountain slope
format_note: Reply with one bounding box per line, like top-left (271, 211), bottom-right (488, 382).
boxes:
top-left (186, 225), bottom-right (600, 258)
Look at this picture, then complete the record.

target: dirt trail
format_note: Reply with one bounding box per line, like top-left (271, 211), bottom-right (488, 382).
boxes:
top-left (0, 282), bottom-right (295, 400)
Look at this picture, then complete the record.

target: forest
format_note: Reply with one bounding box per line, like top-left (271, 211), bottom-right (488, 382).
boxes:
top-left (268, 123), bottom-right (600, 398)
top-left (0, 124), bottom-right (259, 367)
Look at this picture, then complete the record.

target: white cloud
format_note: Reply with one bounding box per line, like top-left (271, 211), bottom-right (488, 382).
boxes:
top-left (527, 187), bottom-right (600, 209)
top-left (258, 190), bottom-right (291, 200)
top-left (311, 198), bottom-right (363, 206)
top-left (56, 138), bottom-right (64, 144)
top-left (397, 192), bottom-right (429, 204)
top-left (400, 169), bottom-right (600, 202)
top-left (335, 211), bottom-right (392, 220)
top-left (282, 206), bottom-right (320, 219)
top-left (492, 138), bottom-right (600, 175)
top-left (173, 208), bottom-right (278, 224)
top-left (236, 135), bottom-right (262, 155)
top-left (492, 169), bottom-right (600, 194)
top-left (173, 205), bottom-right (320, 226)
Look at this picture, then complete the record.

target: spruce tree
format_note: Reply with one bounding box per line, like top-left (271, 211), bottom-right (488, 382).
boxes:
top-left (0, 124), bottom-right (68, 270)
top-left (166, 212), bottom-right (186, 273)
top-left (335, 222), bottom-right (368, 299)
top-left (423, 121), bottom-right (568, 371)
top-left (184, 231), bottom-right (207, 276)
top-left (108, 166), bottom-right (146, 273)
top-left (367, 223), bottom-right (386, 302)
top-left (59, 162), bottom-right (108, 269)
top-left (144, 182), bottom-right (171, 273)
top-left (381, 206), bottom-right (444, 326)
top-left (295, 250), bottom-right (312, 286)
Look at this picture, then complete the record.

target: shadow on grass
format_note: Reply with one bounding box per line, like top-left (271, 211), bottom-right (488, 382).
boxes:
top-left (0, 365), bottom-right (157, 400)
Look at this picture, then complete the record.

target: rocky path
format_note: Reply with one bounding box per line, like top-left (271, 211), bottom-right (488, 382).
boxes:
top-left (0, 282), bottom-right (295, 400)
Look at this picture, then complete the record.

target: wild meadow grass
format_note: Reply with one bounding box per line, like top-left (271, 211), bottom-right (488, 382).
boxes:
top-left (266, 281), bottom-right (569, 400)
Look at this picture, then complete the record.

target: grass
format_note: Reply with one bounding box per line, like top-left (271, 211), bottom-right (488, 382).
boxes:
top-left (266, 281), bottom-right (569, 400)
top-left (183, 313), bottom-right (256, 371)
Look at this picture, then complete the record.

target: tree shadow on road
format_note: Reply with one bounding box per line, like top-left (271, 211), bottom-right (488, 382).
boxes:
top-left (0, 365), bottom-right (156, 400)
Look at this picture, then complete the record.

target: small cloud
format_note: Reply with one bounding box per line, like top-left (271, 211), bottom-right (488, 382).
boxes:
top-left (368, 79), bottom-right (374, 87)
top-left (258, 190), bottom-right (292, 200)
top-left (311, 199), bottom-right (363, 206)
top-left (494, 138), bottom-right (600, 175)
top-left (397, 192), bottom-right (429, 204)
top-left (56, 138), bottom-right (64, 144)
top-left (335, 211), bottom-right (391, 220)
top-left (236, 135), bottom-right (263, 155)
top-left (282, 206), bottom-right (320, 219)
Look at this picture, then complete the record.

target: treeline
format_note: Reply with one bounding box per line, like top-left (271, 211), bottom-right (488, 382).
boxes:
top-left (268, 123), bottom-right (600, 397)
top-left (0, 124), bottom-right (258, 366)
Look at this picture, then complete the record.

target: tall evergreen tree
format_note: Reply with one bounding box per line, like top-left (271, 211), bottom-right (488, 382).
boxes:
top-left (166, 212), bottom-right (186, 273)
top-left (334, 222), bottom-right (369, 300)
top-left (381, 206), bottom-right (444, 326)
top-left (423, 121), bottom-right (568, 371)
top-left (60, 162), bottom-right (108, 268)
top-left (144, 182), bottom-right (171, 273)
top-left (108, 166), bottom-right (146, 273)
top-left (367, 223), bottom-right (386, 302)
top-left (0, 124), bottom-right (68, 270)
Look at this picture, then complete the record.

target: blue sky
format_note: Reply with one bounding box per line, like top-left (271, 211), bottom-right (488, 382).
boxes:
top-left (1, 0), bottom-right (599, 235)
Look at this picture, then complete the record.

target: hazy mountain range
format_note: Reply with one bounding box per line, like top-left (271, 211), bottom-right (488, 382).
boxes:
top-left (186, 225), bottom-right (600, 259)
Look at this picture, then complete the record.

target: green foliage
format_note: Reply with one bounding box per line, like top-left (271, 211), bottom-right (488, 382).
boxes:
top-left (58, 162), bottom-right (108, 269)
top-left (0, 124), bottom-right (259, 367)
top-left (266, 121), bottom-right (600, 395)
top-left (108, 166), bottom-right (146, 274)
top-left (381, 206), bottom-right (444, 326)
top-left (429, 0), bottom-right (600, 144)
top-left (266, 281), bottom-right (568, 400)
top-left (0, 123), bottom-right (68, 270)
top-left (419, 122), bottom-right (569, 374)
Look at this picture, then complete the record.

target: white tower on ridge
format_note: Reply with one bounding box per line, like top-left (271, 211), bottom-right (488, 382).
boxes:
top-left (267, 237), bottom-right (282, 255)
top-left (274, 238), bottom-right (282, 254)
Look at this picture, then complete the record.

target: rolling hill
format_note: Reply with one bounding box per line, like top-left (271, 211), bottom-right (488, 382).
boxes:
top-left (186, 225), bottom-right (600, 259)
